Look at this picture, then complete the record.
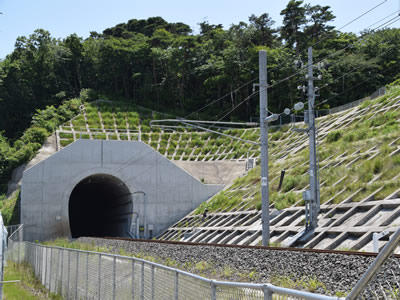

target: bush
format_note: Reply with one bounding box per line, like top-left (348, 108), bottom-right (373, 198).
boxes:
top-left (326, 130), bottom-right (342, 143)
top-left (80, 88), bottom-right (98, 101)
top-left (21, 127), bottom-right (48, 146)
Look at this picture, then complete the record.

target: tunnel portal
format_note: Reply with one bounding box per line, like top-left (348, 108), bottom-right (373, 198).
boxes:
top-left (69, 174), bottom-right (132, 238)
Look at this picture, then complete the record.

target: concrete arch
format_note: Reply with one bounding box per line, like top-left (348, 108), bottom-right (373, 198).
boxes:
top-left (68, 173), bottom-right (132, 238)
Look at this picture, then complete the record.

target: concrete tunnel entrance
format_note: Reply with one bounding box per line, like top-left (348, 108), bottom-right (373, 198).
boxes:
top-left (69, 174), bottom-right (133, 238)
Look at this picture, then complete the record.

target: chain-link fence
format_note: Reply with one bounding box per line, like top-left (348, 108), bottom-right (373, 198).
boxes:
top-left (6, 230), bottom-right (340, 299)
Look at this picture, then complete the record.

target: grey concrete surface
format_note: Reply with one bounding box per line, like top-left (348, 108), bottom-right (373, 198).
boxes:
top-left (173, 160), bottom-right (247, 185)
top-left (7, 134), bottom-right (58, 197)
top-left (21, 140), bottom-right (223, 241)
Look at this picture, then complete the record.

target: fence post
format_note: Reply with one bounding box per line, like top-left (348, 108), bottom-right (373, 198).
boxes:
top-left (43, 247), bottom-right (47, 288)
top-left (75, 251), bottom-right (79, 300)
top-left (98, 254), bottom-right (102, 299)
top-left (49, 247), bottom-right (53, 293)
top-left (151, 264), bottom-right (155, 300)
top-left (17, 229), bottom-right (21, 264)
top-left (263, 284), bottom-right (272, 300)
top-left (86, 252), bottom-right (89, 300)
top-left (113, 256), bottom-right (116, 300)
top-left (67, 249), bottom-right (70, 299)
top-left (34, 245), bottom-right (37, 276)
top-left (132, 259), bottom-right (135, 299)
top-left (141, 262), bottom-right (144, 300)
top-left (210, 280), bottom-right (216, 300)
top-left (174, 271), bottom-right (179, 300)
top-left (348, 228), bottom-right (400, 300)
top-left (60, 250), bottom-right (64, 296)
top-left (55, 249), bottom-right (60, 295)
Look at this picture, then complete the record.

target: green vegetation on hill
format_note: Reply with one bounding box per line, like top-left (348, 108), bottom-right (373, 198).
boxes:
top-left (1, 1), bottom-right (400, 140)
top-left (2, 84), bottom-right (400, 226)
top-left (0, 97), bottom-right (81, 195)
top-left (193, 85), bottom-right (400, 215)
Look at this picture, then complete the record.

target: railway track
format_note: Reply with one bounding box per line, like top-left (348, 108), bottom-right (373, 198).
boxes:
top-left (101, 236), bottom-right (398, 258)
top-left (79, 236), bottom-right (400, 296)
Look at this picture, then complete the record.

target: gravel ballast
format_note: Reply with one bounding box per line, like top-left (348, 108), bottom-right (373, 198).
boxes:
top-left (77, 237), bottom-right (399, 296)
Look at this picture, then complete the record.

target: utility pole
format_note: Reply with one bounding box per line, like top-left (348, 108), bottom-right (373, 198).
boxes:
top-left (305, 47), bottom-right (320, 230)
top-left (259, 50), bottom-right (270, 246)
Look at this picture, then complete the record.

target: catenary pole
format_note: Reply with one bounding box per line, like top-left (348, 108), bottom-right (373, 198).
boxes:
top-left (307, 47), bottom-right (320, 229)
top-left (259, 50), bottom-right (270, 246)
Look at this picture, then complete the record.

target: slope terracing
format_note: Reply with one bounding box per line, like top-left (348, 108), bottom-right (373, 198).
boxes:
top-left (158, 87), bottom-right (400, 252)
top-left (50, 87), bottom-right (400, 252)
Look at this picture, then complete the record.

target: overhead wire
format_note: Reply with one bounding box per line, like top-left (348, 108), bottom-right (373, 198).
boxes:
top-left (183, 78), bottom-right (257, 119)
top-left (213, 10), bottom-right (399, 123)
top-left (267, 8), bottom-right (400, 94)
top-left (180, 0), bottom-right (388, 122)
top-left (310, 0), bottom-right (389, 50)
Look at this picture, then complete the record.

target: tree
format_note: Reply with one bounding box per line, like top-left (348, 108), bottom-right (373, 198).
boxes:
top-left (280, 0), bottom-right (307, 52)
top-left (248, 13), bottom-right (277, 46)
top-left (304, 4), bottom-right (335, 46)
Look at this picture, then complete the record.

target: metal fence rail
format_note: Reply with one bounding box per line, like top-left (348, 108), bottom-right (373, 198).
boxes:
top-left (347, 228), bottom-right (400, 300)
top-left (6, 233), bottom-right (342, 299)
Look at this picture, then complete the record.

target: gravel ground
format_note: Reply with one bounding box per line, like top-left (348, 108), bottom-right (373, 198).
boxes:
top-left (77, 237), bottom-right (400, 297)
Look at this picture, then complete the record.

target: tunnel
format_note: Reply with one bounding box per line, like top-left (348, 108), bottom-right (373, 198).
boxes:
top-left (69, 174), bottom-right (133, 238)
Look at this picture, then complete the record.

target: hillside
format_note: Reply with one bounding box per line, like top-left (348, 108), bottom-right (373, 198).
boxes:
top-left (2, 82), bottom-right (400, 252)
top-left (158, 85), bottom-right (400, 251)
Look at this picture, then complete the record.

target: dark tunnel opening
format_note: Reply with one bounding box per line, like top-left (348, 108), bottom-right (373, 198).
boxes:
top-left (69, 174), bottom-right (132, 238)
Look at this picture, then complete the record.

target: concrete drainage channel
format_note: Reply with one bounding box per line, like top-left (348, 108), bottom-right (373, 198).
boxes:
top-left (77, 237), bottom-right (399, 297)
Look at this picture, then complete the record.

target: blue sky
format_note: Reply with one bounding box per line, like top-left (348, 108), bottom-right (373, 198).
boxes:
top-left (0, 0), bottom-right (399, 59)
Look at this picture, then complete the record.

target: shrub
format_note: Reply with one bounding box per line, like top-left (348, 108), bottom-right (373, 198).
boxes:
top-left (21, 127), bottom-right (49, 145)
top-left (326, 130), bottom-right (342, 143)
top-left (80, 88), bottom-right (98, 101)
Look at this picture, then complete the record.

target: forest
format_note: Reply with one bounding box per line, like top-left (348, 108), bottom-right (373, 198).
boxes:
top-left (0, 0), bottom-right (399, 141)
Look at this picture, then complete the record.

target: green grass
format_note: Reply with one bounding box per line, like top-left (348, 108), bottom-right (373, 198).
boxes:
top-left (270, 275), bottom-right (326, 293)
top-left (0, 190), bottom-right (20, 225)
top-left (60, 139), bottom-right (73, 147)
top-left (43, 238), bottom-right (260, 283)
top-left (58, 132), bottom-right (73, 139)
top-left (4, 261), bottom-right (62, 299)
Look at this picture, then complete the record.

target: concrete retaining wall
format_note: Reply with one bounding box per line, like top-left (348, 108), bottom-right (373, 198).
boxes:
top-left (21, 140), bottom-right (222, 241)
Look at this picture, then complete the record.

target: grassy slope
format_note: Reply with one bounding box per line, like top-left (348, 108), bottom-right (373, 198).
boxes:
top-left (4, 86), bottom-right (400, 226)
top-left (192, 85), bottom-right (400, 215)
top-left (4, 261), bottom-right (61, 300)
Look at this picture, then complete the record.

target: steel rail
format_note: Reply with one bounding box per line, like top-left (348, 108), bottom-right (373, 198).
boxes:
top-left (98, 236), bottom-right (400, 258)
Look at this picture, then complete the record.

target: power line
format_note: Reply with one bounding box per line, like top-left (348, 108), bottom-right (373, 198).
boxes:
top-left (373, 15), bottom-right (400, 30)
top-left (268, 9), bottom-right (400, 93)
top-left (183, 78), bottom-right (257, 119)
top-left (181, 1), bottom-right (387, 121)
top-left (337, 0), bottom-right (388, 31)
top-left (368, 10), bottom-right (400, 28)
top-left (380, 16), bottom-right (400, 28)
top-left (310, 0), bottom-right (389, 49)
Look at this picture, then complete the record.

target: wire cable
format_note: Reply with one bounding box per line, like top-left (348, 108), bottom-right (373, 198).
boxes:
top-left (183, 78), bottom-right (257, 119)
top-left (180, 2), bottom-right (388, 121)
top-left (310, 0), bottom-right (389, 49)
top-left (267, 9), bottom-right (400, 93)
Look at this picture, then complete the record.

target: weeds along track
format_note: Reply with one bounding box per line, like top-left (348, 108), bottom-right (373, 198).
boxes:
top-left (78, 236), bottom-right (400, 296)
